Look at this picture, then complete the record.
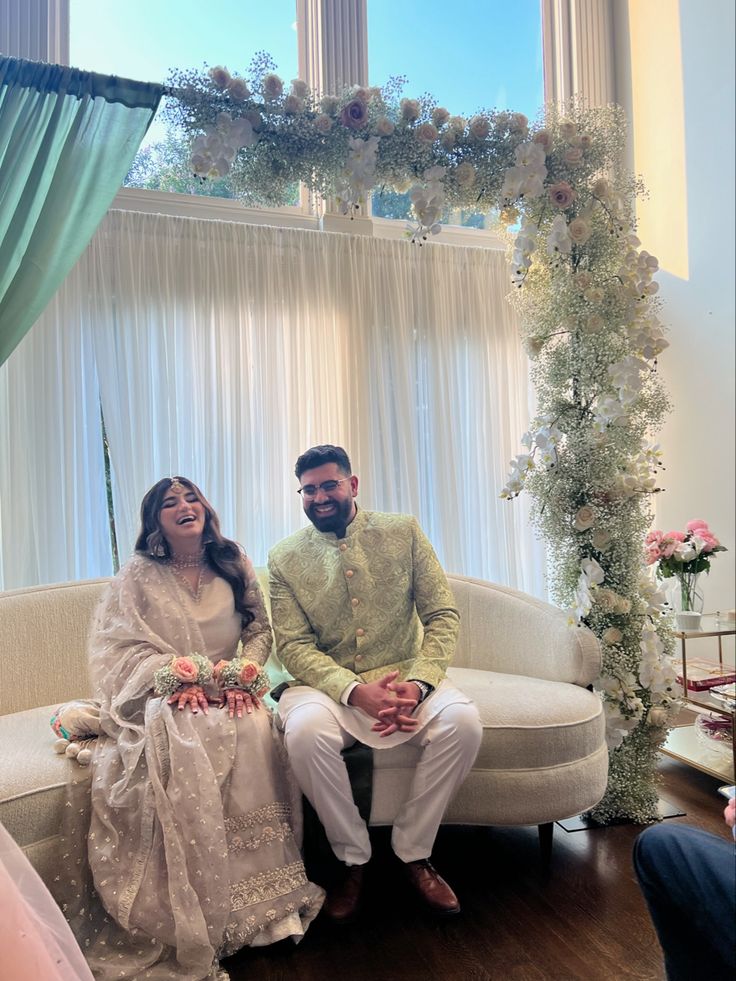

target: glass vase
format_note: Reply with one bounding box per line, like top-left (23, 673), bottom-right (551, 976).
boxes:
top-left (675, 572), bottom-right (704, 630)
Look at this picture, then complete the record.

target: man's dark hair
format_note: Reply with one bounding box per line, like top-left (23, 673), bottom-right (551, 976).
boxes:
top-left (295, 444), bottom-right (352, 480)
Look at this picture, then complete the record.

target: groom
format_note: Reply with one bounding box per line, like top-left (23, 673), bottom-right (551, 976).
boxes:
top-left (268, 444), bottom-right (481, 922)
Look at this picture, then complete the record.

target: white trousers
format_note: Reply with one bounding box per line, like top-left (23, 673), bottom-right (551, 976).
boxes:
top-left (282, 700), bottom-right (482, 865)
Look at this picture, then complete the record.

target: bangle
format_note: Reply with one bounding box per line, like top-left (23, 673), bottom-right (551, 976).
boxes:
top-left (213, 657), bottom-right (270, 697)
top-left (153, 654), bottom-right (213, 697)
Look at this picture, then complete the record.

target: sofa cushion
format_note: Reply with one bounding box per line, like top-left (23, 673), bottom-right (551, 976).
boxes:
top-left (373, 667), bottom-right (604, 774)
top-left (0, 704), bottom-right (74, 849)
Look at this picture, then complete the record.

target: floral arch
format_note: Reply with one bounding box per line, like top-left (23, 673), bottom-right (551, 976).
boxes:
top-left (168, 57), bottom-right (676, 823)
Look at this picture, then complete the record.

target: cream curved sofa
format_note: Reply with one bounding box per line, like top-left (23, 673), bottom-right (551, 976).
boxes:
top-left (0, 572), bottom-right (608, 888)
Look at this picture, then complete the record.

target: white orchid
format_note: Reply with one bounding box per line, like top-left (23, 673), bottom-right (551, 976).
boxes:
top-left (546, 215), bottom-right (572, 255)
top-left (406, 166), bottom-right (446, 243)
top-left (335, 136), bottom-right (380, 214)
top-left (608, 355), bottom-right (648, 405)
top-left (592, 395), bottom-right (629, 432)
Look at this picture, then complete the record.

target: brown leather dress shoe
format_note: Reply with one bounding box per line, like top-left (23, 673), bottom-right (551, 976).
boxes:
top-left (324, 864), bottom-right (365, 924)
top-left (403, 859), bottom-right (461, 915)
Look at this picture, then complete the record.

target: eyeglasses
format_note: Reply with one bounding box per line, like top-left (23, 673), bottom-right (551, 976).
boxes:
top-left (297, 477), bottom-right (352, 499)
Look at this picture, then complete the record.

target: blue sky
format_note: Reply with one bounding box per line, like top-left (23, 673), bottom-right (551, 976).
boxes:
top-left (70, 0), bottom-right (543, 121)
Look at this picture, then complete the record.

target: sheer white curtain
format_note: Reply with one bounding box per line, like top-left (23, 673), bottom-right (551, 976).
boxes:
top-left (0, 207), bottom-right (545, 595)
top-left (89, 209), bottom-right (545, 593)
top-left (0, 278), bottom-right (112, 590)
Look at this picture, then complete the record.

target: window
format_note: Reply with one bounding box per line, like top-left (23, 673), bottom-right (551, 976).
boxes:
top-left (69, 0), bottom-right (299, 198)
top-left (368, 0), bottom-right (544, 227)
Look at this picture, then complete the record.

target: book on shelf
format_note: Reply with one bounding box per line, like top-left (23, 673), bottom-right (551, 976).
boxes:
top-left (677, 658), bottom-right (736, 692)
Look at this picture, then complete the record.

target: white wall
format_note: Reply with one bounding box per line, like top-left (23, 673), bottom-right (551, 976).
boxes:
top-left (614, 0), bottom-right (735, 617)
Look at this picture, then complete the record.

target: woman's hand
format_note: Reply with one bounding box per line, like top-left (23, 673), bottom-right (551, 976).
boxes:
top-left (167, 684), bottom-right (209, 714)
top-left (221, 687), bottom-right (261, 719)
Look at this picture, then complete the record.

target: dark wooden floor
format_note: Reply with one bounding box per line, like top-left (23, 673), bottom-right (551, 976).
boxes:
top-left (224, 758), bottom-right (730, 981)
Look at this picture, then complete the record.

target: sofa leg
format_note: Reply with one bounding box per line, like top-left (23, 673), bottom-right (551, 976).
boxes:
top-left (538, 822), bottom-right (553, 869)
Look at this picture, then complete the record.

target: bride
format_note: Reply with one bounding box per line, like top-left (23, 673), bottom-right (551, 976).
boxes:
top-left (71, 476), bottom-right (323, 980)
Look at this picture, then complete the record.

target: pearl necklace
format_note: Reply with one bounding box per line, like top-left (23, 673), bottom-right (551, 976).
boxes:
top-left (168, 551), bottom-right (206, 569)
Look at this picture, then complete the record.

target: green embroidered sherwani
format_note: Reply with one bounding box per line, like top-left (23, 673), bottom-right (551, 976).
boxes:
top-left (268, 509), bottom-right (460, 703)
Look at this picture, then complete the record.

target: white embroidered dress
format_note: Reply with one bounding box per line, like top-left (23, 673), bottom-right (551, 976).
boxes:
top-left (74, 553), bottom-right (322, 980)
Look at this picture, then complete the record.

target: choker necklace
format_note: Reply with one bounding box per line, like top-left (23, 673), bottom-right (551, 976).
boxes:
top-left (169, 550), bottom-right (206, 569)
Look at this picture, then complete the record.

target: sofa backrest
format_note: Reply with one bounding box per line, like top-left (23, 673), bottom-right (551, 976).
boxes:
top-left (0, 569), bottom-right (599, 717)
top-left (0, 578), bottom-right (110, 715)
top-left (448, 573), bottom-right (600, 686)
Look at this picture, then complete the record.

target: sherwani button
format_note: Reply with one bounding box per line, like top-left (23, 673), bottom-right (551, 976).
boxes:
top-left (346, 569), bottom-right (354, 578)
top-left (351, 597), bottom-right (359, 607)
top-left (339, 543), bottom-right (348, 551)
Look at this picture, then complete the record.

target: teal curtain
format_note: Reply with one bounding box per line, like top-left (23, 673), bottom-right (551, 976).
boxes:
top-left (0, 56), bottom-right (163, 365)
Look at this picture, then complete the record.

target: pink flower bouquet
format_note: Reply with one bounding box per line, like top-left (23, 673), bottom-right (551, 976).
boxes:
top-left (645, 519), bottom-right (727, 611)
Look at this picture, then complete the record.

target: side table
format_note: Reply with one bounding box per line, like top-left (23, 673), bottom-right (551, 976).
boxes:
top-left (661, 614), bottom-right (735, 782)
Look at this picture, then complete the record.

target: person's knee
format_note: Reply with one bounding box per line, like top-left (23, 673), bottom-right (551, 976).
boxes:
top-left (283, 705), bottom-right (343, 763)
top-left (634, 823), bottom-right (687, 880)
top-left (434, 702), bottom-right (483, 751)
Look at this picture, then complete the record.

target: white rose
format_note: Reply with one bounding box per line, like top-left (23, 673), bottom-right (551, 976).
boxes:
top-left (208, 66), bottom-right (232, 89)
top-left (290, 78), bottom-right (309, 98)
top-left (448, 115), bottom-right (466, 133)
top-left (375, 116), bottom-right (395, 137)
top-left (283, 94), bottom-right (304, 114)
top-left (455, 161), bottom-right (476, 188)
top-left (314, 114), bottom-right (333, 134)
top-left (559, 119), bottom-right (577, 140)
top-left (416, 122), bottom-right (439, 144)
top-left (400, 98), bottom-right (420, 122)
top-left (262, 73), bottom-right (284, 100)
top-left (321, 95), bottom-right (339, 115)
top-left (469, 114), bottom-right (491, 140)
top-left (509, 112), bottom-right (528, 134)
top-left (440, 130), bottom-right (457, 149)
top-left (592, 529), bottom-right (612, 551)
top-left (592, 177), bottom-right (612, 200)
top-left (568, 217), bottom-right (592, 245)
top-left (573, 505), bottom-right (596, 531)
top-left (431, 107), bottom-right (450, 128)
top-left (226, 77), bottom-right (250, 101)
top-left (564, 146), bottom-right (584, 166)
top-left (647, 706), bottom-right (668, 727)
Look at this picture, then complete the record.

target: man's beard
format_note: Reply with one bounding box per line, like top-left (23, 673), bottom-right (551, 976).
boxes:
top-left (305, 497), bottom-right (353, 534)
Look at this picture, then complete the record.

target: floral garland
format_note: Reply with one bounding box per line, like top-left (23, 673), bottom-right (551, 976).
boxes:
top-left (153, 653), bottom-right (214, 697)
top-left (167, 57), bottom-right (678, 823)
top-left (213, 655), bottom-right (270, 697)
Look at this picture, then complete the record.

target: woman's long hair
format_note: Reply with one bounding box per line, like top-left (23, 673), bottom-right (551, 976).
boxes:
top-left (134, 477), bottom-right (254, 627)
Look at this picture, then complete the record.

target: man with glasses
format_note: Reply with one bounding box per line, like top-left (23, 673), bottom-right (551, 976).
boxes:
top-left (268, 444), bottom-right (482, 923)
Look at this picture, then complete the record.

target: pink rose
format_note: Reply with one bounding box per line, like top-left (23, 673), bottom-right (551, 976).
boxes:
top-left (212, 659), bottom-right (229, 681)
top-left (645, 547), bottom-right (660, 565)
top-left (666, 531), bottom-right (686, 541)
top-left (548, 181), bottom-right (576, 209)
top-left (686, 519), bottom-right (709, 533)
top-left (238, 661), bottom-right (259, 685)
top-left (645, 530), bottom-right (663, 546)
top-left (533, 129), bottom-right (551, 150)
top-left (171, 657), bottom-right (199, 683)
top-left (564, 146), bottom-right (584, 166)
top-left (340, 98), bottom-right (369, 130)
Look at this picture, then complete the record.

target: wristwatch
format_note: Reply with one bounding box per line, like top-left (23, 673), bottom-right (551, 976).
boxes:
top-left (410, 679), bottom-right (434, 703)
